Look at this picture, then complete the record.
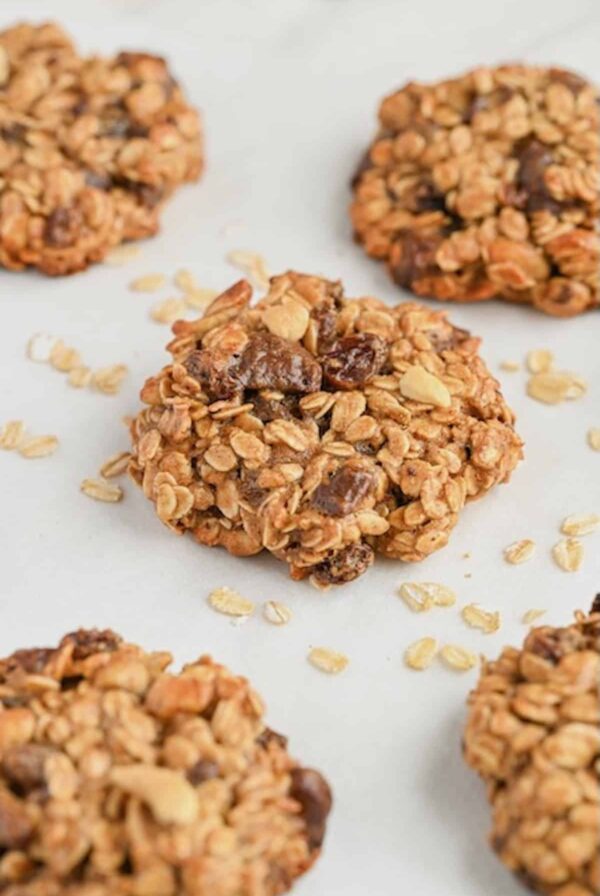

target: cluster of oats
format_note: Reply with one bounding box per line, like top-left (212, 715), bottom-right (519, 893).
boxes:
top-left (0, 22), bottom-right (202, 275)
top-left (524, 348), bottom-right (587, 406)
top-left (404, 637), bottom-right (478, 672)
top-left (464, 600), bottom-right (600, 895)
top-left (130, 268), bottom-right (219, 324)
top-left (0, 629), bottom-right (331, 895)
top-left (27, 332), bottom-right (128, 394)
top-left (0, 419), bottom-right (59, 459)
top-left (351, 65), bottom-right (599, 316)
top-left (129, 271), bottom-right (522, 586)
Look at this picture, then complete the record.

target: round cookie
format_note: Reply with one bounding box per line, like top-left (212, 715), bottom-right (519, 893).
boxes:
top-left (0, 22), bottom-right (202, 275)
top-left (350, 65), bottom-right (599, 317)
top-left (129, 271), bottom-right (522, 586)
top-left (0, 629), bottom-right (331, 895)
top-left (464, 598), bottom-right (600, 896)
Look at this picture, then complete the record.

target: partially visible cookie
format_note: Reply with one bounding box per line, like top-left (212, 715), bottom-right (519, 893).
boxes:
top-left (464, 599), bottom-right (600, 895)
top-left (351, 65), bottom-right (599, 316)
top-left (129, 271), bottom-right (522, 586)
top-left (0, 22), bottom-right (202, 275)
top-left (0, 629), bottom-right (332, 895)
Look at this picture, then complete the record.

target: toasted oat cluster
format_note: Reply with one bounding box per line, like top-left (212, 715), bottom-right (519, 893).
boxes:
top-left (464, 599), bottom-right (600, 895)
top-left (129, 271), bottom-right (522, 586)
top-left (0, 22), bottom-right (202, 275)
top-left (0, 629), bottom-right (331, 895)
top-left (351, 65), bottom-right (599, 317)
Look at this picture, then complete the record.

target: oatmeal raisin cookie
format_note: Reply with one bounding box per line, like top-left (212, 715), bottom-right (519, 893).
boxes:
top-left (351, 65), bottom-right (599, 316)
top-left (0, 22), bottom-right (202, 275)
top-left (464, 599), bottom-right (600, 895)
top-left (129, 271), bottom-right (523, 586)
top-left (0, 629), bottom-right (331, 895)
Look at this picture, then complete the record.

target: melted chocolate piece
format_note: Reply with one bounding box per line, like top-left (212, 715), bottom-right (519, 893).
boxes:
top-left (312, 466), bottom-right (373, 517)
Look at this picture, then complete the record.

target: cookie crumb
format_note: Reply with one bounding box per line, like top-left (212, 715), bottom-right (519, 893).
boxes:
top-left (404, 637), bottom-right (438, 670)
top-left (208, 587), bottom-right (255, 617)
top-left (308, 647), bottom-right (349, 674)
top-left (552, 538), bottom-right (584, 571)
top-left (504, 539), bottom-right (536, 565)
top-left (81, 478), bottom-right (124, 503)
top-left (263, 601), bottom-right (293, 625)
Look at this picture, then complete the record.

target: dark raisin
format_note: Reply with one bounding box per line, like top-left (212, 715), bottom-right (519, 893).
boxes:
top-left (0, 124), bottom-right (26, 144)
top-left (256, 727), bottom-right (288, 750)
top-left (186, 760), bottom-right (219, 785)
top-left (6, 648), bottom-right (55, 675)
top-left (321, 333), bottom-right (387, 390)
top-left (185, 348), bottom-right (243, 401)
top-left (289, 768), bottom-right (332, 851)
top-left (239, 332), bottom-right (322, 394)
top-left (426, 324), bottom-right (471, 352)
top-left (313, 307), bottom-right (338, 352)
top-left (43, 207), bottom-right (83, 248)
top-left (312, 466), bottom-right (373, 517)
top-left (2, 745), bottom-right (52, 792)
top-left (250, 391), bottom-right (300, 423)
top-left (84, 171), bottom-right (112, 190)
top-left (0, 789), bottom-right (34, 849)
top-left (311, 542), bottom-right (374, 586)
top-left (406, 180), bottom-right (446, 214)
top-left (62, 629), bottom-right (121, 661)
top-left (390, 231), bottom-right (442, 288)
top-left (238, 473), bottom-right (268, 509)
top-left (517, 140), bottom-right (562, 213)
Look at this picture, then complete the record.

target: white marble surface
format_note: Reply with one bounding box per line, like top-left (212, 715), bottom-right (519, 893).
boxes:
top-left (1, 1), bottom-right (599, 894)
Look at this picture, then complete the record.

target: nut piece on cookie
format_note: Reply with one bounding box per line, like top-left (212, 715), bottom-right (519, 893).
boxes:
top-left (0, 22), bottom-right (203, 275)
top-left (0, 629), bottom-right (332, 894)
top-left (351, 65), bottom-right (599, 316)
top-left (463, 598), bottom-right (600, 895)
top-left (129, 270), bottom-right (523, 586)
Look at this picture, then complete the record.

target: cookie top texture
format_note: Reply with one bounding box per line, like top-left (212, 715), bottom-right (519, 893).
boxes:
top-left (351, 64), bottom-right (599, 316)
top-left (0, 629), bottom-right (331, 895)
top-left (0, 22), bottom-right (202, 275)
top-left (464, 600), bottom-right (600, 895)
top-left (129, 271), bottom-right (522, 586)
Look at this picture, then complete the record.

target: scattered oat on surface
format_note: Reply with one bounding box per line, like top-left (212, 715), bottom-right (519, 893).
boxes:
top-left (92, 364), bottom-right (128, 395)
top-left (174, 268), bottom-right (198, 293)
top-left (399, 581), bottom-right (456, 612)
top-left (18, 434), bottom-right (58, 458)
top-left (552, 537), bottom-right (584, 571)
top-left (68, 365), bottom-right (93, 388)
top-left (80, 478), bottom-right (124, 503)
top-left (0, 419), bottom-right (25, 450)
top-left (151, 297), bottom-right (187, 324)
top-left (500, 360), bottom-right (520, 372)
top-left (0, 628), bottom-right (331, 893)
top-left (104, 244), bottom-right (142, 266)
top-left (522, 608), bottom-right (547, 625)
top-left (26, 332), bottom-right (58, 363)
top-left (208, 586), bottom-right (255, 617)
top-left (49, 341), bottom-right (81, 373)
top-left (440, 644), bottom-right (478, 671)
top-left (504, 539), bottom-right (536, 565)
top-left (227, 250), bottom-right (271, 290)
top-left (526, 349), bottom-right (554, 373)
top-left (461, 603), bottom-right (501, 634)
top-left (526, 370), bottom-right (586, 404)
top-left (561, 512), bottom-right (600, 537)
top-left (129, 274), bottom-right (166, 292)
top-left (263, 600), bottom-right (293, 626)
top-left (587, 428), bottom-right (600, 451)
top-left (99, 451), bottom-right (131, 479)
top-left (308, 647), bottom-right (349, 674)
top-left (404, 637), bottom-right (438, 670)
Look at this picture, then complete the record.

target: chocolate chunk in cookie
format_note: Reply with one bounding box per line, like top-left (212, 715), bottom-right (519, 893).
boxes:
top-left (351, 65), bottom-right (599, 316)
top-left (130, 271), bottom-right (522, 586)
top-left (0, 630), bottom-right (332, 895)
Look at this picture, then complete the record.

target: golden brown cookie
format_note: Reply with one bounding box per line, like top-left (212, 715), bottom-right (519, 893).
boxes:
top-left (351, 65), bottom-right (599, 316)
top-left (0, 629), bottom-right (331, 895)
top-left (464, 598), bottom-right (600, 895)
top-left (129, 271), bottom-right (523, 586)
top-left (0, 22), bottom-right (202, 275)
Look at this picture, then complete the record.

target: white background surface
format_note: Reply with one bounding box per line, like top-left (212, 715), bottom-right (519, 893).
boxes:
top-left (1, 1), bottom-right (599, 893)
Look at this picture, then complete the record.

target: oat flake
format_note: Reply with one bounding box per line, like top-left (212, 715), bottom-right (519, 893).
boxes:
top-left (81, 478), bottom-right (124, 503)
top-left (26, 332), bottom-right (58, 363)
top-left (522, 609), bottom-right (547, 625)
top-left (208, 587), bottom-right (255, 617)
top-left (461, 603), bottom-right (501, 634)
top-left (404, 637), bottom-right (438, 670)
top-left (561, 513), bottom-right (600, 537)
top-left (440, 644), bottom-right (478, 671)
top-left (308, 647), bottom-right (349, 674)
top-left (587, 428), bottom-right (600, 451)
top-left (263, 601), bottom-right (292, 625)
top-left (19, 435), bottom-right (58, 459)
top-left (552, 538), bottom-right (584, 572)
top-left (129, 274), bottom-right (166, 292)
top-left (504, 539), bottom-right (536, 565)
